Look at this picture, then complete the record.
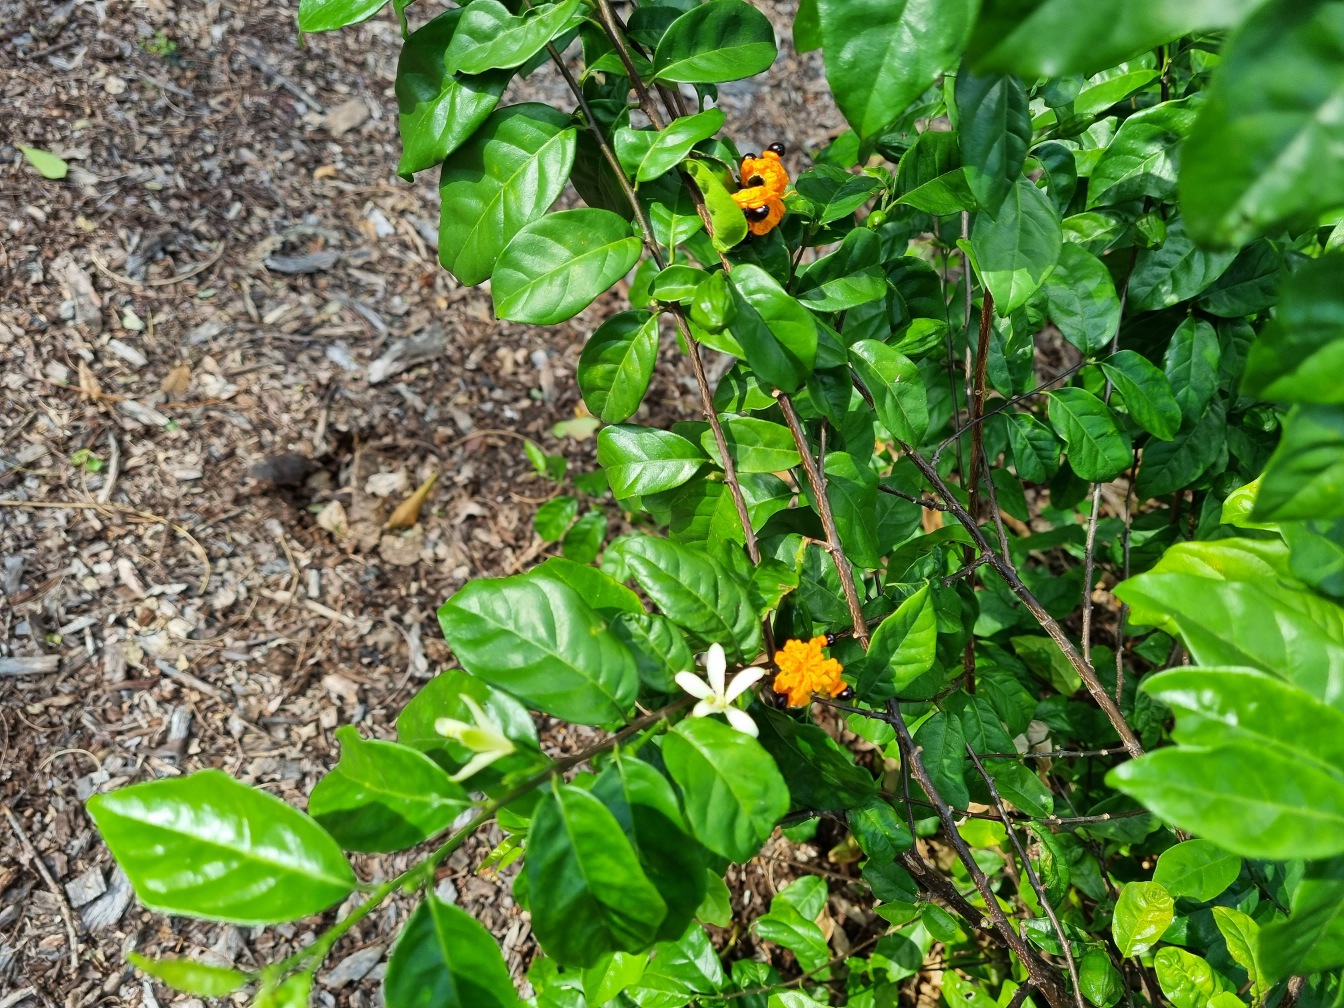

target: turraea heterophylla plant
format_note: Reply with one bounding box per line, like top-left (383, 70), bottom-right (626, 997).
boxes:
top-left (85, 0), bottom-right (1344, 1005)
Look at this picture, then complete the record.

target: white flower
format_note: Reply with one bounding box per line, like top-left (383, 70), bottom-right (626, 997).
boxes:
top-left (435, 694), bottom-right (516, 782)
top-left (674, 643), bottom-right (765, 737)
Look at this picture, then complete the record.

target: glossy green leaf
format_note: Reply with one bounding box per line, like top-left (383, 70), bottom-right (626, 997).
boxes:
top-left (535, 495), bottom-right (579, 541)
top-left (1026, 823), bottom-right (1071, 907)
top-left (1153, 840), bottom-right (1241, 902)
top-left (757, 708), bottom-right (878, 811)
top-left (1109, 744), bottom-right (1344, 860)
top-left (896, 129), bottom-right (978, 215)
top-left (1135, 400), bottom-right (1225, 498)
top-left (579, 311), bottom-right (660, 425)
top-left (793, 165), bottom-right (883, 226)
top-left (1255, 405), bottom-right (1344, 522)
top-left (1199, 240), bottom-right (1284, 318)
top-left (395, 11), bottom-right (510, 177)
top-left (127, 954), bottom-right (247, 997)
top-left (652, 0), bottom-right (777, 83)
top-left (728, 264), bottom-right (818, 393)
top-left (582, 951), bottom-right (648, 1005)
top-left (562, 509), bottom-right (608, 565)
top-left (385, 894), bottom-right (523, 1008)
top-left (1260, 857), bottom-right (1344, 982)
top-left (966, 0), bottom-right (1260, 77)
top-left (700, 416), bottom-right (800, 473)
top-left (87, 770), bottom-right (355, 924)
top-left (1078, 949), bottom-right (1123, 1008)
top-left (528, 783), bottom-right (667, 966)
top-left (818, 0), bottom-right (974, 138)
top-left (1101, 350), bottom-right (1181, 441)
top-left (683, 160), bottom-right (749, 252)
top-left (1181, 0), bottom-right (1344, 246)
top-left (438, 104), bottom-right (575, 285)
top-left (1007, 411), bottom-right (1062, 482)
top-left (613, 534), bottom-right (761, 660)
top-left (308, 726), bottom-right (469, 852)
top-left (443, 0), bottom-right (584, 75)
top-left (1212, 907), bottom-right (1265, 999)
top-left (857, 584), bottom-right (937, 698)
top-left (663, 716), bottom-right (790, 862)
top-left (1046, 387), bottom-right (1133, 482)
top-left (1286, 519), bottom-right (1344, 600)
top-left (1128, 219), bottom-right (1237, 312)
top-left (593, 755), bottom-right (708, 942)
top-left (754, 898), bottom-right (830, 972)
top-left (396, 668), bottom-right (540, 779)
top-left (805, 451), bottom-right (882, 570)
top-left (969, 177), bottom-right (1062, 315)
top-left (1040, 243), bottom-right (1121, 354)
top-left (616, 109), bottom-right (725, 182)
top-left (1088, 97), bottom-right (1201, 207)
top-left (849, 339), bottom-right (929, 445)
top-left (651, 264), bottom-right (709, 304)
top-left (1163, 317), bottom-right (1221, 426)
top-left (493, 209), bottom-right (642, 324)
top-left (298, 0), bottom-right (387, 32)
top-left (795, 228), bottom-right (886, 311)
top-left (957, 71), bottom-right (1031, 215)
top-left (437, 572), bottom-right (638, 724)
top-left (1243, 254), bottom-right (1344, 404)
top-left (1154, 947), bottom-right (1231, 1008)
top-left (611, 612), bottom-right (693, 693)
top-left (846, 797), bottom-right (914, 862)
top-left (598, 424), bottom-right (704, 499)
top-left (913, 709), bottom-right (970, 810)
top-left (19, 145), bottom-right (69, 180)
top-left (1112, 880), bottom-right (1173, 958)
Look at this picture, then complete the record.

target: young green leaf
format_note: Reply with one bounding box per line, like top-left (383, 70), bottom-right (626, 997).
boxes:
top-left (1077, 948), bottom-right (1123, 1008)
top-left (492, 209), bottom-right (642, 324)
top-left (579, 311), bottom-right (660, 425)
top-left (1259, 857), bottom-right (1344, 982)
top-left (385, 894), bottom-right (523, 1008)
top-left (1153, 947), bottom-right (1233, 1008)
top-left (126, 955), bottom-right (248, 997)
top-left (1152, 840), bottom-right (1241, 902)
top-left (652, 0), bottom-right (778, 84)
top-left (396, 668), bottom-right (540, 780)
top-left (1211, 907), bottom-right (1265, 1000)
top-left (562, 509), bottom-right (607, 564)
top-left (1254, 405), bottom-right (1344, 522)
top-left (87, 770), bottom-right (356, 924)
top-left (1111, 880), bottom-right (1174, 958)
top-left (443, 0), bottom-right (584, 76)
top-left (683, 160), bottom-right (749, 252)
top-left (662, 717), bottom-right (790, 862)
top-left (308, 727), bottom-right (470, 852)
top-left (856, 584), bottom-right (936, 698)
top-left (438, 104), bottom-right (576, 285)
top-left (19, 145), bottom-right (69, 180)
top-left (534, 495), bottom-right (579, 541)
top-left (616, 108), bottom-right (726, 183)
top-left (298, 0), bottom-right (388, 32)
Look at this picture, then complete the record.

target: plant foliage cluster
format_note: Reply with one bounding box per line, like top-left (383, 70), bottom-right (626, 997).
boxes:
top-left (87, 0), bottom-right (1344, 1006)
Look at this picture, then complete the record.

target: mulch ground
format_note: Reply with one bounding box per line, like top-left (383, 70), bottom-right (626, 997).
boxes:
top-left (0, 0), bottom-right (858, 1003)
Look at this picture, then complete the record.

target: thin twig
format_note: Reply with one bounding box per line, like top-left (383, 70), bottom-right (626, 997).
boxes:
top-left (877, 483), bottom-right (952, 511)
top-left (88, 243), bottom-right (224, 289)
top-left (933, 361), bottom-right (1086, 465)
top-left (4, 805), bottom-right (80, 974)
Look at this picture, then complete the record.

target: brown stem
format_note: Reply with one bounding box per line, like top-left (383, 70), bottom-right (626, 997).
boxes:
top-left (966, 290), bottom-right (995, 521)
top-left (779, 392), bottom-right (870, 648)
top-left (898, 446), bottom-right (1144, 758)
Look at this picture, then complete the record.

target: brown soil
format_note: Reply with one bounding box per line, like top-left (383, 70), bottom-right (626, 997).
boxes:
top-left (0, 0), bottom-right (852, 1003)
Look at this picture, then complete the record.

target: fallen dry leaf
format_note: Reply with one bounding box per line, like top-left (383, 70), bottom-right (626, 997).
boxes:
top-left (161, 361), bottom-right (191, 397)
top-left (316, 499), bottom-right (350, 540)
top-left (386, 472), bottom-right (438, 530)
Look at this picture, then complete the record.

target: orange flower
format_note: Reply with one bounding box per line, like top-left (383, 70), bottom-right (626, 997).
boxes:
top-left (731, 148), bottom-right (789, 236)
top-left (772, 636), bottom-right (846, 707)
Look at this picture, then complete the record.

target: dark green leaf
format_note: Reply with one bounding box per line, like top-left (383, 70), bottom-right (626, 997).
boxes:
top-left (757, 708), bottom-right (878, 812)
top-left (1260, 856), bottom-right (1344, 982)
top-left (1088, 97), bottom-right (1201, 207)
top-left (579, 311), bottom-right (660, 424)
top-left (856, 584), bottom-right (937, 698)
top-left (1181, 0), bottom-right (1344, 246)
top-left (803, 451), bottom-right (882, 569)
top-left (728, 264), bottom-right (818, 393)
top-left (308, 727), bottom-right (469, 852)
top-left (663, 717), bottom-right (790, 861)
top-left (1134, 399), bottom-right (1225, 498)
top-left (1255, 405), bottom-right (1344, 521)
top-left (846, 796), bottom-right (914, 862)
top-left (652, 0), bottom-right (778, 84)
top-left (795, 228), bottom-right (886, 311)
top-left (969, 177), bottom-right (1062, 315)
top-left (913, 710), bottom-right (970, 810)
top-left (385, 894), bottom-right (523, 1008)
top-left (1007, 411), bottom-right (1062, 482)
top-left (527, 783), bottom-right (667, 966)
top-left (1046, 387), bottom-right (1133, 482)
top-left (1040, 243), bottom-right (1121, 354)
top-left (439, 104), bottom-right (576, 285)
top-left (957, 71), bottom-right (1031, 215)
top-left (611, 612), bottom-right (693, 693)
top-left (437, 573), bottom-right (638, 725)
top-left (1198, 240), bottom-right (1284, 318)
top-left (1101, 350), bottom-right (1181, 441)
top-left (395, 11), bottom-right (509, 177)
top-left (493, 209), bottom-right (642, 324)
top-left (86, 770), bottom-right (355, 924)
top-left (1163, 317), bottom-right (1221, 425)
top-left (562, 510), bottom-right (607, 564)
top-left (818, 0), bottom-right (975, 138)
top-left (598, 424), bottom-right (704, 499)
top-left (701, 416), bottom-right (800, 473)
top-left (1127, 219), bottom-right (1237, 312)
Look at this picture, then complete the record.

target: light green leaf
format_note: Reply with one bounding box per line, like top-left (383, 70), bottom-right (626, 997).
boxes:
top-left (856, 584), bottom-right (937, 699)
top-left (1078, 948), bottom-right (1124, 1008)
top-left (127, 955), bottom-right (247, 997)
top-left (19, 145), bottom-right (69, 180)
top-left (385, 894), bottom-right (523, 1008)
top-left (1212, 907), bottom-right (1265, 1000)
top-left (1242, 253), bottom-right (1344, 404)
top-left (492, 209), bottom-right (642, 324)
top-left (616, 108), bottom-right (726, 183)
top-left (1112, 880), bottom-right (1174, 958)
top-left (598, 424), bottom-right (704, 499)
top-left (396, 668), bottom-right (540, 781)
top-left (683, 160), bottom-right (749, 252)
top-left (579, 311), bottom-right (660, 425)
top-left (438, 104), bottom-right (576, 286)
top-left (437, 572), bottom-right (638, 724)
top-left (969, 177), bottom-right (1062, 315)
top-left (701, 416), bottom-right (800, 473)
top-left (1153, 840), bottom-right (1242, 902)
top-left (728, 264), bottom-right (818, 393)
top-left (1088, 97), bottom-right (1202, 207)
top-left (443, 0), bottom-right (584, 76)
top-left (298, 0), bottom-right (388, 32)
top-left (1040, 243), bottom-right (1121, 354)
top-left (1255, 404), bottom-right (1344, 522)
top-left (1154, 947), bottom-right (1232, 1008)
top-left (1046, 386), bottom-right (1133, 482)
top-left (652, 0), bottom-right (777, 84)
top-left (86, 770), bottom-right (356, 924)
top-left (849, 339), bottom-right (929, 445)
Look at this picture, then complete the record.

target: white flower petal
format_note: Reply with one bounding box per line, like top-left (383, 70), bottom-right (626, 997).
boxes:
top-left (691, 699), bottom-right (717, 719)
top-left (705, 643), bottom-right (727, 696)
top-left (448, 750), bottom-right (499, 783)
top-left (435, 717), bottom-right (471, 740)
top-left (459, 693), bottom-right (492, 727)
top-left (725, 707), bottom-right (759, 737)
top-left (675, 671), bottom-right (714, 700)
top-left (723, 666), bottom-right (766, 702)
